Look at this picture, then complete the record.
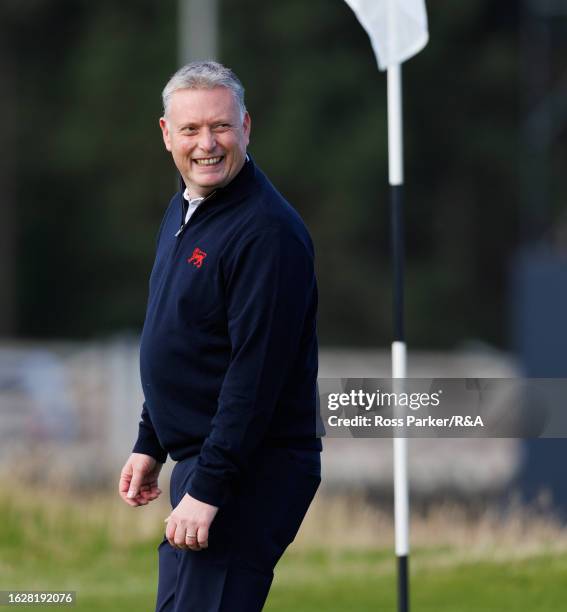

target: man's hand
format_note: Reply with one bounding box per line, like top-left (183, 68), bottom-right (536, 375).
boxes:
top-left (119, 452), bottom-right (163, 507)
top-left (165, 493), bottom-right (219, 551)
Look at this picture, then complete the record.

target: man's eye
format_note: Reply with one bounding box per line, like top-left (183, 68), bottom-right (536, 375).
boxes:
top-left (214, 124), bottom-right (230, 131)
top-left (183, 127), bottom-right (198, 134)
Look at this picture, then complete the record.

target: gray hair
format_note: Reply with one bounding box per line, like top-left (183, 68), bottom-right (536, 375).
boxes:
top-left (162, 61), bottom-right (246, 119)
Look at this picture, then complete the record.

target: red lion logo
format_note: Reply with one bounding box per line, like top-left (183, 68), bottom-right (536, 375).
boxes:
top-left (187, 247), bottom-right (207, 268)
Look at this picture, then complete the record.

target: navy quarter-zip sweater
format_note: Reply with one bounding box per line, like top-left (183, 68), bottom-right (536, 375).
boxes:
top-left (132, 157), bottom-right (322, 507)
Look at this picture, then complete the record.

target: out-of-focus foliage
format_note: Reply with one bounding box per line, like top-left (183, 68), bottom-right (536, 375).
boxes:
top-left (3, 0), bottom-right (540, 346)
top-left (4, 0), bottom-right (176, 336)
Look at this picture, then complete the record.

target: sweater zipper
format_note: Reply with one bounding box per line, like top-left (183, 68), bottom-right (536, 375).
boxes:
top-left (174, 190), bottom-right (217, 238)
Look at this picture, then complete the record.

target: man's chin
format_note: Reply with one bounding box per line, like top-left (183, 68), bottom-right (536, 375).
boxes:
top-left (196, 179), bottom-right (222, 191)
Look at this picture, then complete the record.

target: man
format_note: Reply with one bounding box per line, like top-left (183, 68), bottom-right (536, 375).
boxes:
top-left (118, 61), bottom-right (323, 612)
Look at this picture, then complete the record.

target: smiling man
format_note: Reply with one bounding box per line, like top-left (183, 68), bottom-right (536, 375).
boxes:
top-left (160, 85), bottom-right (250, 197)
top-left (118, 61), bottom-right (322, 612)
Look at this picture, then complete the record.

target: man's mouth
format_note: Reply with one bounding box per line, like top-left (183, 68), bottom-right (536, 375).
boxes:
top-left (193, 156), bottom-right (223, 166)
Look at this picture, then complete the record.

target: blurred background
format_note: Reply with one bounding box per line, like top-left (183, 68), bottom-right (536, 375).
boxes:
top-left (2, 0), bottom-right (567, 610)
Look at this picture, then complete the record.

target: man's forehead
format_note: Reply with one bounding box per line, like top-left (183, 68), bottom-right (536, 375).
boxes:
top-left (167, 87), bottom-right (239, 120)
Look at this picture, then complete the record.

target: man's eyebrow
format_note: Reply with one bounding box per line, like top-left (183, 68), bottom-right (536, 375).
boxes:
top-left (176, 119), bottom-right (233, 130)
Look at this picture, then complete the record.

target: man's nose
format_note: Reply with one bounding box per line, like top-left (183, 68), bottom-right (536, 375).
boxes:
top-left (197, 128), bottom-right (216, 152)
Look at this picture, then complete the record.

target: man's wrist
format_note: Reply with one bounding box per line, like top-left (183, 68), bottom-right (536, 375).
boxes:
top-left (187, 468), bottom-right (231, 507)
top-left (132, 439), bottom-right (167, 464)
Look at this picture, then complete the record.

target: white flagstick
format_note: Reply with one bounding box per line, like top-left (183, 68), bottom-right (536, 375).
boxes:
top-left (392, 341), bottom-right (409, 612)
top-left (343, 2), bottom-right (429, 610)
top-left (387, 65), bottom-right (404, 186)
top-left (388, 13), bottom-right (410, 612)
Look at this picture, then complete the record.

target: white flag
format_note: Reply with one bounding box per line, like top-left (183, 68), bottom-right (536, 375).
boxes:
top-left (344, 0), bottom-right (429, 70)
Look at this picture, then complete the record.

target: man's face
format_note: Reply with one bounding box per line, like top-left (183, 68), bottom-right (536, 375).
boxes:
top-left (159, 87), bottom-right (251, 197)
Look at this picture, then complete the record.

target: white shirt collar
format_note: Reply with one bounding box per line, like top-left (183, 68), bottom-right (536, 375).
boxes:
top-left (182, 188), bottom-right (204, 205)
top-left (182, 190), bottom-right (205, 225)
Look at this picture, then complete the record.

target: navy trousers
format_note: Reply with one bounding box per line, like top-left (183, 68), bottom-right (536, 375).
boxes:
top-left (155, 446), bottom-right (321, 612)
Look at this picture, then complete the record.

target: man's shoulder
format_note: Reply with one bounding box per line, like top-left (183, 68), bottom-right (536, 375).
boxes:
top-left (245, 166), bottom-right (311, 240)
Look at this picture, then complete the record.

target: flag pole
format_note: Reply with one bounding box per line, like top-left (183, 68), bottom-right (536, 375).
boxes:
top-left (342, 2), bottom-right (428, 610)
top-left (388, 63), bottom-right (410, 612)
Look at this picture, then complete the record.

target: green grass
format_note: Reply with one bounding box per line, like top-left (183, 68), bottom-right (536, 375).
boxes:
top-left (2, 490), bottom-right (567, 611)
top-left (269, 548), bottom-right (567, 611)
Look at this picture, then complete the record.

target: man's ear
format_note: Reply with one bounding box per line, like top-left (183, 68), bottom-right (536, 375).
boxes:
top-left (159, 117), bottom-right (172, 152)
top-left (242, 112), bottom-right (251, 146)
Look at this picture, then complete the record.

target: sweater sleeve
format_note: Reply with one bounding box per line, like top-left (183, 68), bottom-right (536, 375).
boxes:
top-left (130, 197), bottom-right (177, 465)
top-left (132, 402), bottom-right (168, 463)
top-left (186, 227), bottom-right (315, 506)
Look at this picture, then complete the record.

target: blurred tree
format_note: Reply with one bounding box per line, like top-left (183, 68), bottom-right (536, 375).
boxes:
top-left (8, 0), bottom-right (176, 337)
top-left (0, 0), bottom-right (28, 336)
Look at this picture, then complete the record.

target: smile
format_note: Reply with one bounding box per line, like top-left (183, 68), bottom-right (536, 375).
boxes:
top-left (194, 156), bottom-right (223, 166)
